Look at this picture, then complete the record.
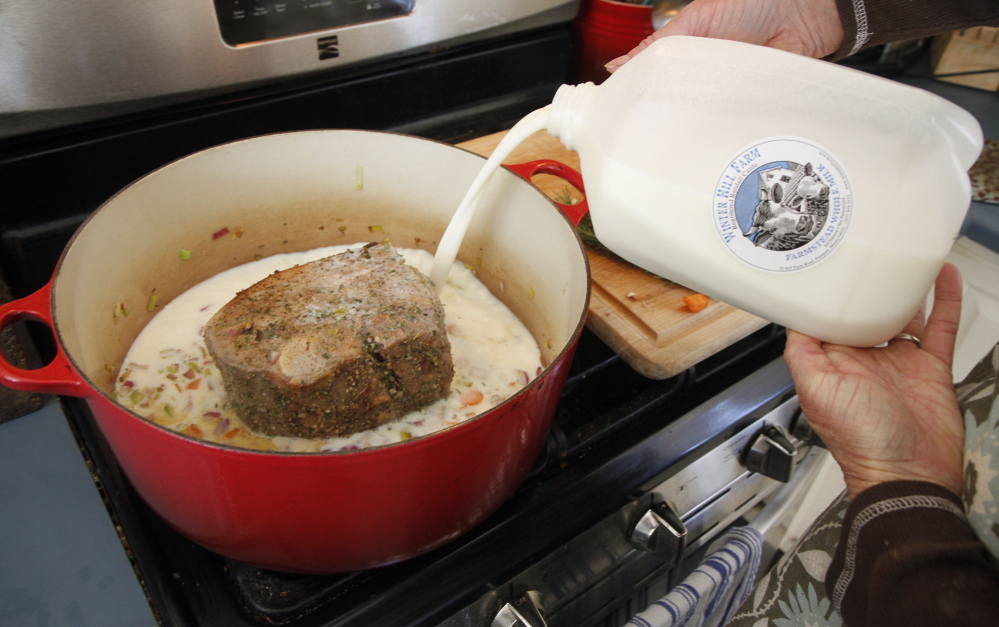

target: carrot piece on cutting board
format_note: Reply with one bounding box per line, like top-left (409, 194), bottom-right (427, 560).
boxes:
top-left (683, 293), bottom-right (710, 313)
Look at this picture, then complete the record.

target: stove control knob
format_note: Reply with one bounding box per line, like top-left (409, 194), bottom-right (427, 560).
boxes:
top-left (744, 424), bottom-right (797, 482)
top-left (492, 590), bottom-right (547, 627)
top-left (629, 500), bottom-right (687, 567)
top-left (791, 410), bottom-right (826, 448)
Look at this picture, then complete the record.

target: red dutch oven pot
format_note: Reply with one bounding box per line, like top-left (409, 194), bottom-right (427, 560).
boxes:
top-left (0, 131), bottom-right (591, 574)
top-left (572, 0), bottom-right (655, 84)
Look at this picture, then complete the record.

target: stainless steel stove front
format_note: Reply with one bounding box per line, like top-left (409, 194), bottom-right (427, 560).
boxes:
top-left (439, 359), bottom-right (825, 627)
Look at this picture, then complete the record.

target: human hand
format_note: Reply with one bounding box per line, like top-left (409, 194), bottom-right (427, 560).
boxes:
top-left (604, 0), bottom-right (844, 73)
top-left (783, 263), bottom-right (965, 498)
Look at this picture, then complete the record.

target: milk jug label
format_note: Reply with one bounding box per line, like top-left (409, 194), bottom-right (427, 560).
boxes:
top-left (713, 138), bottom-right (852, 273)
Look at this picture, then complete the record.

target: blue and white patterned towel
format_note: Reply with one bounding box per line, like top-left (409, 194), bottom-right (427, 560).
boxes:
top-left (626, 526), bottom-right (764, 627)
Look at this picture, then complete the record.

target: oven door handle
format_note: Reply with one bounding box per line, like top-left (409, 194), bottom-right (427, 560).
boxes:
top-left (0, 282), bottom-right (91, 398)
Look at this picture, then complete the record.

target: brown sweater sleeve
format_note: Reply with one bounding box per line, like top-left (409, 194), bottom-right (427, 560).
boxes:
top-left (825, 480), bottom-right (999, 627)
top-left (830, 0), bottom-right (999, 60)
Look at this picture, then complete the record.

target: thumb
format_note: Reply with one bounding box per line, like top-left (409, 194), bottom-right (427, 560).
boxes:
top-left (605, 32), bottom-right (662, 73)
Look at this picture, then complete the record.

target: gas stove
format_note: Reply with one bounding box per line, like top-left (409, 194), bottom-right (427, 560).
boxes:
top-left (0, 5), bottom-right (912, 625)
top-left (0, 12), bottom-right (809, 627)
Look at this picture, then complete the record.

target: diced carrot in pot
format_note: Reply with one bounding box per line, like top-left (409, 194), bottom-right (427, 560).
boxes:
top-left (182, 424), bottom-right (203, 438)
top-left (458, 389), bottom-right (483, 408)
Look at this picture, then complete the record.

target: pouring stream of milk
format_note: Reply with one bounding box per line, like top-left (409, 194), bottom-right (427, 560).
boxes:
top-left (429, 106), bottom-right (552, 292)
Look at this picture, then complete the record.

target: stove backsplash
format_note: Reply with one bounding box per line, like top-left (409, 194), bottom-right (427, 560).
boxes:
top-left (0, 0), bottom-right (578, 139)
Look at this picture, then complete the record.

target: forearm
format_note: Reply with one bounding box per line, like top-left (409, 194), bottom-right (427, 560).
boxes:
top-left (831, 0), bottom-right (999, 59)
top-left (826, 480), bottom-right (999, 626)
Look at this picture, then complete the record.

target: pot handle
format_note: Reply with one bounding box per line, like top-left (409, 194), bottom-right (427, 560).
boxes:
top-left (505, 160), bottom-right (590, 227)
top-left (0, 282), bottom-right (91, 397)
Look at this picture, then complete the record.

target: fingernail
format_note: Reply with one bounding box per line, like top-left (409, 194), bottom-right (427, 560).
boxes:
top-left (605, 56), bottom-right (628, 73)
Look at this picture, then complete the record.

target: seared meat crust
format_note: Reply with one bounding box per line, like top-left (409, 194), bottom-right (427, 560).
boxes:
top-left (203, 242), bottom-right (453, 439)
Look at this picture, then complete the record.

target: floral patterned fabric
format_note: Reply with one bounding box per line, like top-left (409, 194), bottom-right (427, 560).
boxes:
top-left (726, 341), bottom-right (999, 626)
top-left (958, 342), bottom-right (999, 566)
top-left (726, 494), bottom-right (849, 627)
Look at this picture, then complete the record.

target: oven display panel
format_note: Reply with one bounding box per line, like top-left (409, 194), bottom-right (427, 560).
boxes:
top-left (214, 0), bottom-right (414, 46)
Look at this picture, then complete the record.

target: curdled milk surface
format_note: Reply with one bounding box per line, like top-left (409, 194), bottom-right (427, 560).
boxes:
top-left (114, 244), bottom-right (542, 452)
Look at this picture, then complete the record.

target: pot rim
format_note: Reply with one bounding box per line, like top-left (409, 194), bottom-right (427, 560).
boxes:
top-left (51, 129), bottom-right (592, 458)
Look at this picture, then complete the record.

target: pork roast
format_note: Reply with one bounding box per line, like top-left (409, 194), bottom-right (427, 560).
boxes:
top-left (203, 242), bottom-right (454, 439)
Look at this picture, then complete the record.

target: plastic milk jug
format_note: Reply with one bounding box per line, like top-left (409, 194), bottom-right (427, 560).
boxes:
top-left (546, 36), bottom-right (983, 346)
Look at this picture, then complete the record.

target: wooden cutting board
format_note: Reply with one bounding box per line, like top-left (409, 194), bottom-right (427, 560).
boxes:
top-left (457, 130), bottom-right (769, 379)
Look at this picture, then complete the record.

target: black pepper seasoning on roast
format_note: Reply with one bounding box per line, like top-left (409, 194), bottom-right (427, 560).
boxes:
top-left (203, 242), bottom-right (454, 439)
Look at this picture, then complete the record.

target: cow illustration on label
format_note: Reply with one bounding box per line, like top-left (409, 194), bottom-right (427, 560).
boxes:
top-left (714, 138), bottom-right (852, 273)
top-left (744, 162), bottom-right (828, 250)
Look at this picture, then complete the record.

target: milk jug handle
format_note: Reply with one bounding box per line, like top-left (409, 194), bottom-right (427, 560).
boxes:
top-left (505, 160), bottom-right (590, 227)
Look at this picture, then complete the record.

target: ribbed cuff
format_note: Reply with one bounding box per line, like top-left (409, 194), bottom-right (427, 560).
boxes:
top-left (828, 0), bottom-right (999, 61)
top-left (829, 0), bottom-right (866, 60)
